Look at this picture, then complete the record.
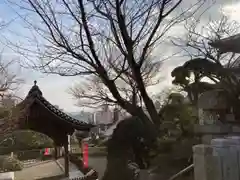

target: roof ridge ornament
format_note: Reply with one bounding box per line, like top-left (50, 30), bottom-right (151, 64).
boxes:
top-left (27, 80), bottom-right (42, 97)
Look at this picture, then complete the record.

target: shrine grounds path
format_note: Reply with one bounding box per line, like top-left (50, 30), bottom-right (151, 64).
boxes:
top-left (88, 156), bottom-right (107, 179)
top-left (15, 158), bottom-right (84, 180)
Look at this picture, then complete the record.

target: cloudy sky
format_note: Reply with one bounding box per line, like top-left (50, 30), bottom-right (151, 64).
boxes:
top-left (0, 0), bottom-right (239, 112)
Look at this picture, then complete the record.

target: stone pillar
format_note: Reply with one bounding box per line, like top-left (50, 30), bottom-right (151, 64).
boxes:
top-left (10, 152), bottom-right (14, 158)
top-left (212, 137), bottom-right (240, 180)
top-left (193, 144), bottom-right (216, 180)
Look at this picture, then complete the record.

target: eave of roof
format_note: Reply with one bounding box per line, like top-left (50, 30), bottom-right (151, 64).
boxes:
top-left (23, 81), bottom-right (95, 131)
top-left (209, 33), bottom-right (240, 53)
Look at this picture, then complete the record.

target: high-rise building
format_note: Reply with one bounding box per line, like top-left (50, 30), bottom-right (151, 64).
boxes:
top-left (94, 108), bottom-right (113, 125)
top-left (93, 105), bottom-right (128, 125)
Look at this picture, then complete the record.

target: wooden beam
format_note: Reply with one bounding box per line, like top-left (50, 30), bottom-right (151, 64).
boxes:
top-left (64, 142), bottom-right (69, 177)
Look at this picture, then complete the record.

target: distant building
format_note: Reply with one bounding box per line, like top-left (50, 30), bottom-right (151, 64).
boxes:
top-left (93, 104), bottom-right (128, 125)
top-left (69, 111), bottom-right (94, 123)
top-left (91, 105), bottom-right (128, 136)
top-left (94, 105), bottom-right (113, 125)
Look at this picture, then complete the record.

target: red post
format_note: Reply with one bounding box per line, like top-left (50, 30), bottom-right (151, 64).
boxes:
top-left (82, 142), bottom-right (89, 168)
top-left (44, 148), bottom-right (49, 155)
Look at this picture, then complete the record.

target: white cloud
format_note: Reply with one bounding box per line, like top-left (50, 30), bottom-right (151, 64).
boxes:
top-left (222, 2), bottom-right (240, 22)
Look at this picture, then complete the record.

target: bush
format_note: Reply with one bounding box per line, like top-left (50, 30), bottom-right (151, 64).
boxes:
top-left (0, 130), bottom-right (54, 155)
top-left (16, 149), bottom-right (41, 161)
top-left (0, 155), bottom-right (23, 172)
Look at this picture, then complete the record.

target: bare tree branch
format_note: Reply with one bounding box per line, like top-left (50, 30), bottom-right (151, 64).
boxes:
top-left (171, 15), bottom-right (240, 105)
top-left (172, 15), bottom-right (240, 66)
top-left (5, 0), bottom-right (208, 132)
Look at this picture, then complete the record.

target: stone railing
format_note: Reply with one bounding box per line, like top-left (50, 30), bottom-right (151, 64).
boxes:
top-left (0, 172), bottom-right (14, 180)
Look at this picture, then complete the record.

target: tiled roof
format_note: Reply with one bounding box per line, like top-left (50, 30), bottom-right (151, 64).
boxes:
top-left (209, 33), bottom-right (240, 53)
top-left (25, 81), bottom-right (94, 131)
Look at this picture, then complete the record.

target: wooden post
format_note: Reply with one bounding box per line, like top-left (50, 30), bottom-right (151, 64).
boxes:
top-left (54, 146), bottom-right (58, 159)
top-left (64, 142), bottom-right (69, 177)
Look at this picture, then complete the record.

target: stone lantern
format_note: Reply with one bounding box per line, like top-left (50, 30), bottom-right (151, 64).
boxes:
top-left (198, 89), bottom-right (227, 125)
top-left (196, 89), bottom-right (231, 144)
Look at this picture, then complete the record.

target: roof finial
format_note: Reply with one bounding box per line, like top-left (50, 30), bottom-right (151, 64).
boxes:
top-left (34, 80), bottom-right (37, 86)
